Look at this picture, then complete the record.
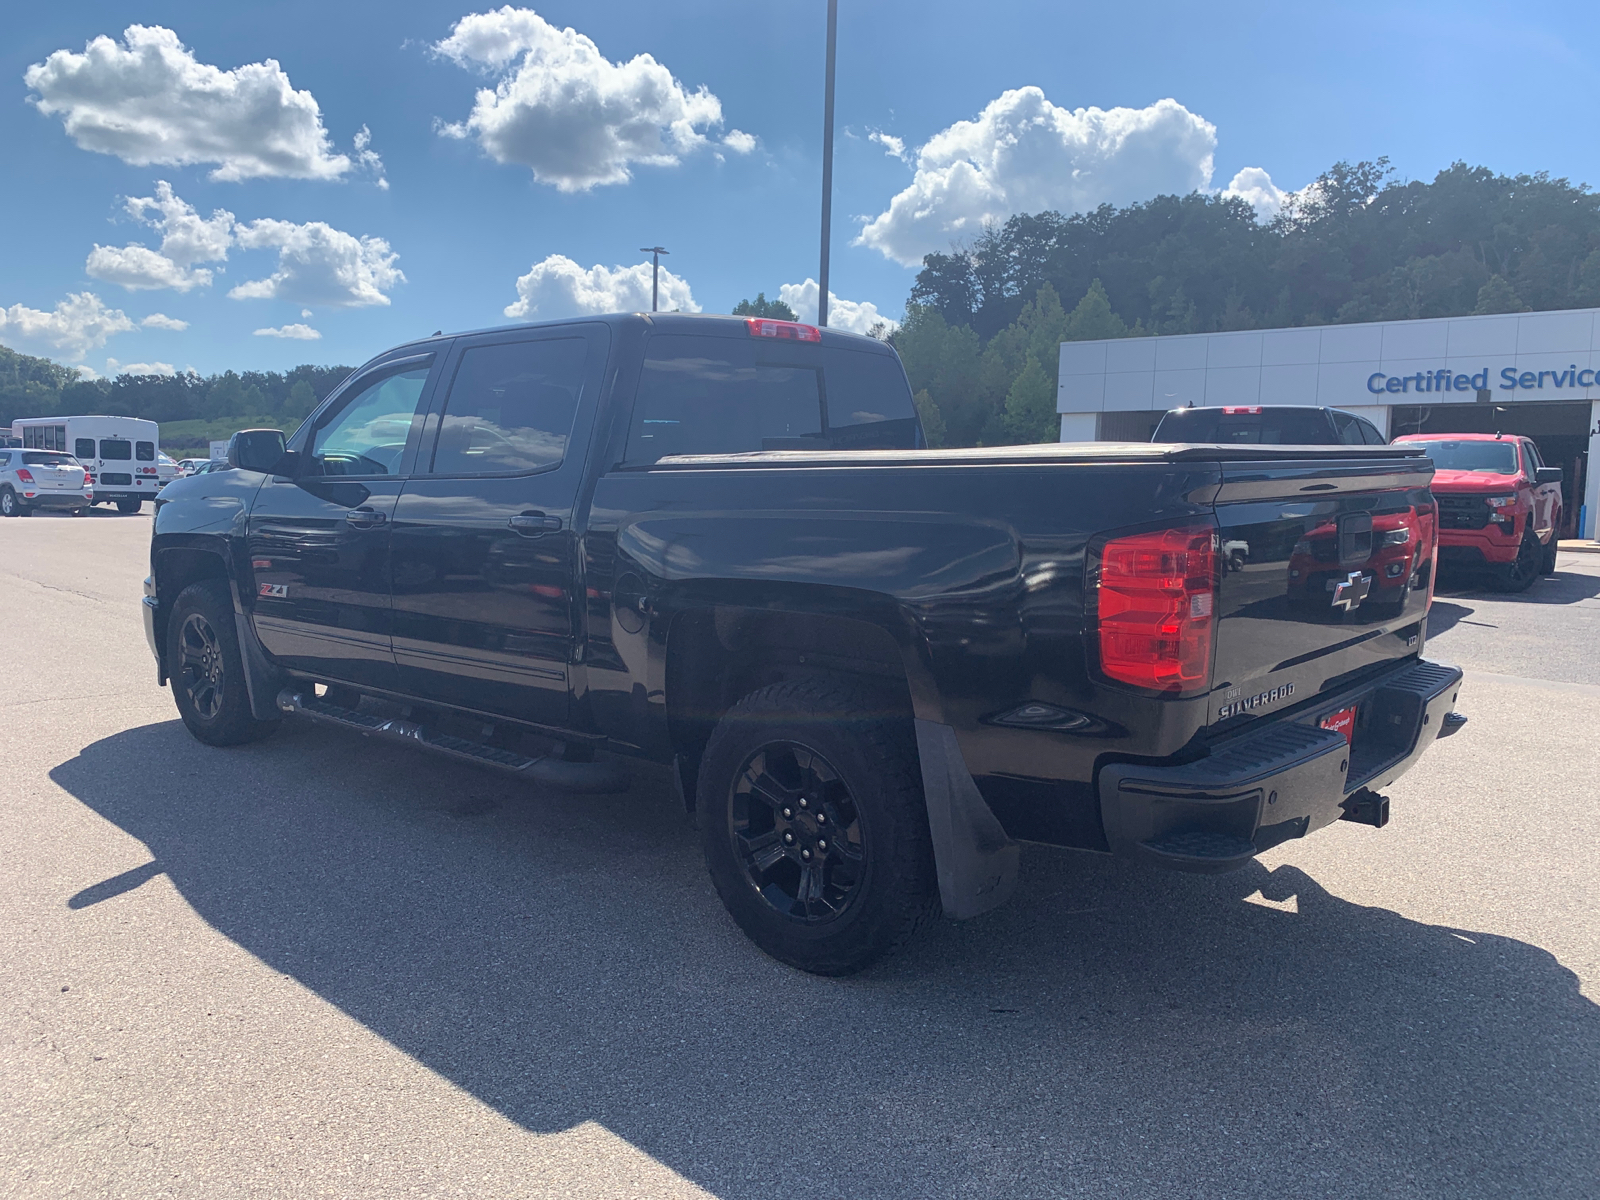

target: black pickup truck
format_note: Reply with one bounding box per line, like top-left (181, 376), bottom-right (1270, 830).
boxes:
top-left (143, 313), bottom-right (1465, 974)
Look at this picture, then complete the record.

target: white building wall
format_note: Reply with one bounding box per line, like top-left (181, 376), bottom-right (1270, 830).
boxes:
top-left (1057, 307), bottom-right (1600, 441)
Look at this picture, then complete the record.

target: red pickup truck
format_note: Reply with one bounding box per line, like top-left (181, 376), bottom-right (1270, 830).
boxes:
top-left (1392, 433), bottom-right (1563, 590)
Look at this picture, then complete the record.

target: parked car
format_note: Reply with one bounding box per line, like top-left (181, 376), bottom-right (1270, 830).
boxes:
top-left (143, 313), bottom-right (1465, 974)
top-left (1392, 432), bottom-right (1562, 589)
top-left (12, 414), bottom-right (161, 513)
top-left (176, 458), bottom-right (209, 476)
top-left (1154, 405), bottom-right (1388, 445)
top-left (157, 452), bottom-right (180, 487)
top-left (0, 447), bottom-right (93, 516)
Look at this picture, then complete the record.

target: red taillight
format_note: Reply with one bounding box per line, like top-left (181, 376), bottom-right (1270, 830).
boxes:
top-left (745, 317), bottom-right (822, 342)
top-left (15, 469), bottom-right (34, 484)
top-left (1097, 525), bottom-right (1217, 692)
top-left (1221, 406), bottom-right (1263, 415)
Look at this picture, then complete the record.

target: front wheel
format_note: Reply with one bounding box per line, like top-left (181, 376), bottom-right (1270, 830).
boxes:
top-left (167, 581), bottom-right (279, 747)
top-left (697, 677), bottom-right (938, 975)
top-left (1540, 532), bottom-right (1559, 575)
top-left (1498, 529), bottom-right (1540, 592)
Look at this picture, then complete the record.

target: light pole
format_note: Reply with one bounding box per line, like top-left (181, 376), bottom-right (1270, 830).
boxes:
top-left (817, 0), bottom-right (838, 327)
top-left (639, 246), bottom-right (669, 312)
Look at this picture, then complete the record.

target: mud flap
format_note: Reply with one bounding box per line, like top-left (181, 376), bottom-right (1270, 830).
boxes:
top-left (234, 612), bottom-right (291, 723)
top-left (914, 719), bottom-right (1020, 920)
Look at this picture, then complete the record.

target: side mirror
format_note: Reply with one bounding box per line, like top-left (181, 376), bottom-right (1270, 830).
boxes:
top-left (227, 428), bottom-right (288, 474)
top-left (1535, 465), bottom-right (1563, 485)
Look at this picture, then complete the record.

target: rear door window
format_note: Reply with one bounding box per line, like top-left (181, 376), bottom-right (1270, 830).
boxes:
top-left (429, 337), bottom-right (588, 476)
top-left (100, 439), bottom-right (132, 460)
top-left (1359, 420), bottom-right (1386, 445)
top-left (1332, 412), bottom-right (1365, 445)
top-left (136, 441), bottom-right (155, 461)
top-left (627, 335), bottom-right (917, 462)
top-left (75, 438), bottom-right (95, 459)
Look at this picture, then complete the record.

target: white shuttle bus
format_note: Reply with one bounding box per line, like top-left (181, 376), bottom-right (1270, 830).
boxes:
top-left (12, 415), bottom-right (163, 513)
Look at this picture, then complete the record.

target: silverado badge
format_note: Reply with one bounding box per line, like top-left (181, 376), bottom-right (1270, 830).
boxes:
top-left (1216, 683), bottom-right (1295, 720)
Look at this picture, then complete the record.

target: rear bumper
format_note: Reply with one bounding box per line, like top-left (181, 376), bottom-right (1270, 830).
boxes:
top-left (1097, 658), bottom-right (1462, 873)
top-left (22, 491), bottom-right (92, 510)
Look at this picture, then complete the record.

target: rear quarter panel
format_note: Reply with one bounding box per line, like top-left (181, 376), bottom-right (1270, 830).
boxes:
top-left (581, 458), bottom-right (1220, 849)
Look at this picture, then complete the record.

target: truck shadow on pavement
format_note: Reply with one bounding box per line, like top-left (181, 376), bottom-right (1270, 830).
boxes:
top-left (53, 719), bottom-right (1599, 1200)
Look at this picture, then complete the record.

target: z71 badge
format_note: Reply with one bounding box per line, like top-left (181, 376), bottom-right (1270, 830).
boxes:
top-left (258, 582), bottom-right (288, 598)
top-left (1216, 683), bottom-right (1295, 720)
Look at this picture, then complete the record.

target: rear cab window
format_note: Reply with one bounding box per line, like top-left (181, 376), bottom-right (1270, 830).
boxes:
top-left (1155, 407), bottom-right (1334, 444)
top-left (626, 334), bottom-right (919, 462)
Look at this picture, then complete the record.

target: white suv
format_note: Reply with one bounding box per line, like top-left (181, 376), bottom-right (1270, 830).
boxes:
top-left (0, 448), bottom-right (93, 516)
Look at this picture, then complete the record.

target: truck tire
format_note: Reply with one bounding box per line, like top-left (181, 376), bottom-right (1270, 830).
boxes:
top-left (117, 498), bottom-right (143, 514)
top-left (1541, 534), bottom-right (1558, 575)
top-left (1498, 529), bottom-right (1540, 592)
top-left (167, 581), bottom-right (279, 747)
top-left (697, 677), bottom-right (938, 975)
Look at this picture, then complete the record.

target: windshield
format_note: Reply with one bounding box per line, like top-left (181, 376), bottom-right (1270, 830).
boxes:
top-left (22, 452), bottom-right (79, 468)
top-left (1417, 440), bottom-right (1517, 473)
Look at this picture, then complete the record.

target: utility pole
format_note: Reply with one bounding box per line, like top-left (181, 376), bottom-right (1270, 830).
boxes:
top-left (817, 0), bottom-right (838, 327)
top-left (639, 246), bottom-right (669, 312)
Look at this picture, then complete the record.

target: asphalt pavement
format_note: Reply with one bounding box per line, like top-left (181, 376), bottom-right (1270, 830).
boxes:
top-left (2, 510), bottom-right (1596, 1199)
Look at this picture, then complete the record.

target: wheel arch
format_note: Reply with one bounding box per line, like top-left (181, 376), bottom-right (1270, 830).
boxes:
top-left (662, 599), bottom-right (934, 812)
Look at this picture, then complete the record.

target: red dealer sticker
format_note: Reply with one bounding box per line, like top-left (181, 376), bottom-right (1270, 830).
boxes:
top-left (1320, 706), bottom-right (1358, 744)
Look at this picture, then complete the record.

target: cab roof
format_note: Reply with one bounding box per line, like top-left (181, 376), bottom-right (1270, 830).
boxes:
top-left (1393, 432), bottom-right (1524, 442)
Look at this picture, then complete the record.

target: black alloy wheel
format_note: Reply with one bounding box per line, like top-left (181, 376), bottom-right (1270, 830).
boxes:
top-left (698, 676), bottom-right (938, 975)
top-left (166, 581), bottom-right (279, 746)
top-left (731, 741), bottom-right (867, 923)
top-left (1500, 529), bottom-right (1540, 592)
top-left (178, 612), bottom-right (226, 721)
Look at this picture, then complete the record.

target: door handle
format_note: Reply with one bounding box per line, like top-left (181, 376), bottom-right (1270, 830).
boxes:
top-left (345, 506), bottom-right (387, 527)
top-left (508, 511), bottom-right (562, 536)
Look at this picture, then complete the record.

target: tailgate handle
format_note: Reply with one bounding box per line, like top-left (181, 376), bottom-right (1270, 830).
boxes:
top-left (1339, 512), bottom-right (1373, 566)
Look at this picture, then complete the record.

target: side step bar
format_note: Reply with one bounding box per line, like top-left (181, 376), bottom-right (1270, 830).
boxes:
top-left (277, 690), bottom-right (628, 793)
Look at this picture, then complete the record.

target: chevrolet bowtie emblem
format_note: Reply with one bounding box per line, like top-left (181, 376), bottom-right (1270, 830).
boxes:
top-left (1330, 570), bottom-right (1371, 612)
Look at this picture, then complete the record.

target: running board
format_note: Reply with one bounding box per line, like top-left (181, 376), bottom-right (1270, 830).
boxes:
top-left (276, 690), bottom-right (628, 793)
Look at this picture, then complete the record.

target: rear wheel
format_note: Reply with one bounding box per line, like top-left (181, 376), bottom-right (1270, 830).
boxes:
top-left (697, 677), bottom-right (938, 975)
top-left (1498, 529), bottom-right (1540, 592)
top-left (168, 581), bottom-right (279, 747)
top-left (117, 498), bottom-right (143, 514)
top-left (0, 487), bottom-right (19, 517)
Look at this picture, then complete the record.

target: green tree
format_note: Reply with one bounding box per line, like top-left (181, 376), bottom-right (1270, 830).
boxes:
top-left (1063, 279), bottom-right (1129, 341)
top-left (1473, 274), bottom-right (1528, 314)
top-left (732, 293), bottom-right (797, 320)
top-left (1002, 356), bottom-right (1058, 443)
top-left (912, 388), bottom-right (946, 448)
top-left (284, 379), bottom-right (318, 421)
top-left (890, 305), bottom-right (984, 445)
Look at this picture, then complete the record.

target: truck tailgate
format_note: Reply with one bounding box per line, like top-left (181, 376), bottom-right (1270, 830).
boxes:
top-left (1209, 455), bottom-right (1437, 731)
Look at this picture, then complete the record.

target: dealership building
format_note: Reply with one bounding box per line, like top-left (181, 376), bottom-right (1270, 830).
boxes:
top-left (1056, 306), bottom-right (1600, 539)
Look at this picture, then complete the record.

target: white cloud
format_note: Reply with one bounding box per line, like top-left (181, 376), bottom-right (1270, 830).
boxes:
top-left (106, 358), bottom-right (175, 376)
top-left (253, 323), bottom-right (322, 340)
top-left (353, 124), bottom-right (388, 189)
top-left (869, 131), bottom-right (908, 162)
top-left (1222, 166), bottom-right (1289, 221)
top-left (857, 89), bottom-right (1218, 266)
top-left (300, 308), bottom-right (313, 318)
top-left (723, 129), bottom-right (756, 154)
top-left (25, 25), bottom-right (362, 182)
top-left (0, 292), bottom-right (135, 361)
top-left (433, 7), bottom-right (728, 191)
top-left (141, 313), bottom-right (188, 330)
top-left (229, 219), bottom-right (404, 307)
top-left (778, 280), bottom-right (898, 335)
top-left (504, 254), bottom-right (699, 318)
top-left (86, 181), bottom-right (234, 291)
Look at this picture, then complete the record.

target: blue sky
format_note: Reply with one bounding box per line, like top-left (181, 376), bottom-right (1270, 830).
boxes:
top-left (2, 0), bottom-right (1598, 377)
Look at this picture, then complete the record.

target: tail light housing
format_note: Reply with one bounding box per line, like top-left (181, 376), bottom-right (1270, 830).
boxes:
top-left (15, 468), bottom-right (34, 484)
top-left (1095, 525), bottom-right (1217, 692)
